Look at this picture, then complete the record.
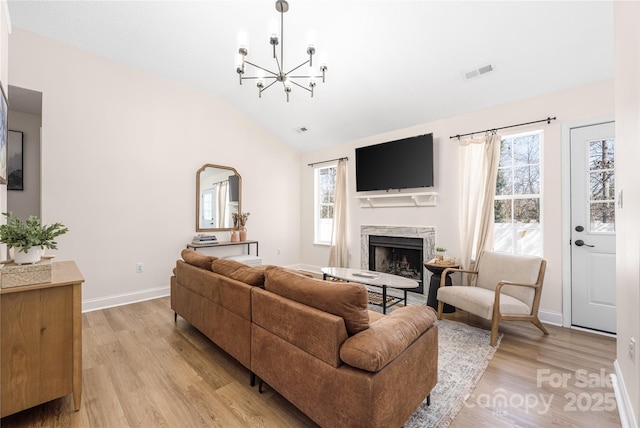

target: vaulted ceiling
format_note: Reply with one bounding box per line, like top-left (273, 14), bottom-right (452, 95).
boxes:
top-left (7, 1), bottom-right (614, 152)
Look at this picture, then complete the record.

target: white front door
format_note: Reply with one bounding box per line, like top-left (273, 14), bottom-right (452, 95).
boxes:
top-left (570, 122), bottom-right (616, 333)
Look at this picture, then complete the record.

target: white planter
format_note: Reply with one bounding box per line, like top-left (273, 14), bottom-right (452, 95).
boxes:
top-left (13, 247), bottom-right (42, 265)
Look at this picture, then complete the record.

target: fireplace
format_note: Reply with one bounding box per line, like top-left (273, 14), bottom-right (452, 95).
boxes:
top-left (361, 225), bottom-right (436, 296)
top-left (369, 235), bottom-right (424, 293)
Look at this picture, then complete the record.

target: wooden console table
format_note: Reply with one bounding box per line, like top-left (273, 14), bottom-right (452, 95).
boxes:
top-left (1, 261), bottom-right (84, 417)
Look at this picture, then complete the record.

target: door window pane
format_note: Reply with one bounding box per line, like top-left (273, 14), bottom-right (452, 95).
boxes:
top-left (589, 140), bottom-right (615, 170)
top-left (587, 138), bottom-right (615, 233)
top-left (590, 172), bottom-right (615, 200)
top-left (590, 202), bottom-right (615, 233)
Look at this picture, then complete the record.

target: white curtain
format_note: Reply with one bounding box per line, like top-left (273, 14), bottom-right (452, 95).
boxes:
top-left (217, 181), bottom-right (228, 228)
top-left (328, 159), bottom-right (348, 267)
top-left (458, 132), bottom-right (501, 271)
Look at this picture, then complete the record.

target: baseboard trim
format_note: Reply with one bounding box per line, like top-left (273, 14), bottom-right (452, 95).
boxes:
top-left (613, 360), bottom-right (637, 428)
top-left (82, 286), bottom-right (170, 313)
top-left (538, 309), bottom-right (563, 326)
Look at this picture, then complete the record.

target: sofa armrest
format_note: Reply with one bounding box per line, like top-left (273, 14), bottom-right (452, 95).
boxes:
top-left (339, 305), bottom-right (437, 372)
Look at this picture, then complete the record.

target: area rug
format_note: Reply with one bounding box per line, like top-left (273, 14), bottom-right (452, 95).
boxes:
top-left (403, 318), bottom-right (502, 428)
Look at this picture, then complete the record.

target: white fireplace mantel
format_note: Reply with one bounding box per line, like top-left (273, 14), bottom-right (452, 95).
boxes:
top-left (356, 192), bottom-right (437, 208)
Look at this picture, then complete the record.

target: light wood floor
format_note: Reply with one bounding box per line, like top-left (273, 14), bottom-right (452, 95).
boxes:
top-left (1, 297), bottom-right (620, 427)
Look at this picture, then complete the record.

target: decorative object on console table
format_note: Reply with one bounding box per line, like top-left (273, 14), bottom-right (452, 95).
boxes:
top-left (230, 230), bottom-right (239, 242)
top-left (424, 258), bottom-right (458, 313)
top-left (233, 211), bottom-right (250, 241)
top-left (0, 212), bottom-right (69, 265)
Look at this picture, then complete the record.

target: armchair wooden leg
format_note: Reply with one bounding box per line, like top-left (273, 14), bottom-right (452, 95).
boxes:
top-left (531, 317), bottom-right (549, 336)
top-left (436, 301), bottom-right (444, 319)
top-left (490, 318), bottom-right (500, 347)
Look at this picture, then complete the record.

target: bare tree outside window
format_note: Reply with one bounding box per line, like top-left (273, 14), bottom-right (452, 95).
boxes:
top-left (494, 131), bottom-right (542, 256)
top-left (589, 139), bottom-right (615, 232)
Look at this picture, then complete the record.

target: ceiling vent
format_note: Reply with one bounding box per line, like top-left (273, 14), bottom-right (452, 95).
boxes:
top-left (296, 126), bottom-right (309, 134)
top-left (463, 64), bottom-right (494, 81)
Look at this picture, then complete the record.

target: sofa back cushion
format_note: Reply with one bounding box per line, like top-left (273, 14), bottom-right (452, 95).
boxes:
top-left (264, 266), bottom-right (369, 335)
top-left (181, 249), bottom-right (218, 271)
top-left (212, 258), bottom-right (266, 287)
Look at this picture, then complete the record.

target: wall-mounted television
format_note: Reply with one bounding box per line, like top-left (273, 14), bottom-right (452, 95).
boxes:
top-left (355, 133), bottom-right (434, 192)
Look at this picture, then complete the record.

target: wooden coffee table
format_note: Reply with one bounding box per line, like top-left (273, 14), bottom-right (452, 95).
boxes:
top-left (321, 267), bottom-right (418, 314)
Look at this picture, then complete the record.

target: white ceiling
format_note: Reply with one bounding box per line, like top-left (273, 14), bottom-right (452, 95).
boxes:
top-left (7, 1), bottom-right (614, 153)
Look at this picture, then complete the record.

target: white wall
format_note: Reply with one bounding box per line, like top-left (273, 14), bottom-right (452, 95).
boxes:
top-left (301, 79), bottom-right (614, 319)
top-left (7, 109), bottom-right (40, 218)
top-left (614, 1), bottom-right (640, 425)
top-left (9, 28), bottom-right (301, 311)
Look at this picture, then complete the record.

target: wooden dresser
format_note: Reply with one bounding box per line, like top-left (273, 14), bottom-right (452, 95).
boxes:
top-left (1, 261), bottom-right (84, 417)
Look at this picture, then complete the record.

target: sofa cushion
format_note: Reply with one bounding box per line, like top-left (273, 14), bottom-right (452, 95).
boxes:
top-left (340, 305), bottom-right (437, 372)
top-left (181, 249), bottom-right (218, 271)
top-left (264, 266), bottom-right (369, 335)
top-left (212, 258), bottom-right (266, 287)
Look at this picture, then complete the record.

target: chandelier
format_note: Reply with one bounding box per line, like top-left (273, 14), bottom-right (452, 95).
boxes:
top-left (236, 0), bottom-right (327, 102)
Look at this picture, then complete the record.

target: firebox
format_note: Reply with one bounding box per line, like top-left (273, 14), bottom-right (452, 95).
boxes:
top-left (368, 235), bottom-right (423, 294)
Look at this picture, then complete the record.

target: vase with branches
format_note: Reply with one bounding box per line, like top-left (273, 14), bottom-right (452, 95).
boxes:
top-left (232, 212), bottom-right (250, 241)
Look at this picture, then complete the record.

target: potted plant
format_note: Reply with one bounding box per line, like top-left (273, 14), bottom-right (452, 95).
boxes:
top-left (435, 246), bottom-right (447, 261)
top-left (0, 212), bottom-right (69, 265)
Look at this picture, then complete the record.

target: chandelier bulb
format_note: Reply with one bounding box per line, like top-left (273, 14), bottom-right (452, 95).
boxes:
top-left (307, 46), bottom-right (315, 67)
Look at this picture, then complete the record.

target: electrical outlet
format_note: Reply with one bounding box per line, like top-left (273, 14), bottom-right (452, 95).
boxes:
top-left (629, 338), bottom-right (636, 362)
top-left (277, 248), bottom-right (281, 256)
top-left (136, 263), bottom-right (143, 273)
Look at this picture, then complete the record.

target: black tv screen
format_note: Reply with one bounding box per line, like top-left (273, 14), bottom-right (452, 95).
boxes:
top-left (355, 133), bottom-right (434, 191)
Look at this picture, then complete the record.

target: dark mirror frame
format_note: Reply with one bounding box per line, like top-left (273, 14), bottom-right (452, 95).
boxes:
top-left (196, 163), bottom-right (242, 232)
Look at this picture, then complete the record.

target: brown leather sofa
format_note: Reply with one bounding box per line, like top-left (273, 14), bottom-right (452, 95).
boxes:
top-left (171, 250), bottom-right (438, 428)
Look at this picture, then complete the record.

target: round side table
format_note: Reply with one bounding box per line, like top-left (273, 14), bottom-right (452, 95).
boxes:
top-left (424, 261), bottom-right (459, 313)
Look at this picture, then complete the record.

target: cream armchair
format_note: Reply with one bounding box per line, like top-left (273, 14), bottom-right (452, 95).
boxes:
top-left (436, 250), bottom-right (548, 346)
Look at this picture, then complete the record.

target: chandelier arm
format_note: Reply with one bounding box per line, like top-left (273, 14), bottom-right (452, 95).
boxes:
top-left (285, 59), bottom-right (311, 76)
top-left (242, 76), bottom-right (277, 80)
top-left (261, 79), bottom-right (279, 92)
top-left (289, 80), bottom-right (312, 93)
top-left (280, 3), bottom-right (285, 72)
top-left (288, 75), bottom-right (324, 79)
top-left (244, 60), bottom-right (279, 76)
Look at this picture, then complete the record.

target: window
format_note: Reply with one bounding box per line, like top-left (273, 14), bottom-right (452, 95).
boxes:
top-left (588, 139), bottom-right (615, 233)
top-left (314, 165), bottom-right (336, 244)
top-left (494, 130), bottom-right (543, 256)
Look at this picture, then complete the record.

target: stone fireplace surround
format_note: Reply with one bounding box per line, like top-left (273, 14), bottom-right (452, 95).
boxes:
top-left (360, 225), bottom-right (436, 300)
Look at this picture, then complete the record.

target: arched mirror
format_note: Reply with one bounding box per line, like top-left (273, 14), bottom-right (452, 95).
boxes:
top-left (196, 164), bottom-right (241, 231)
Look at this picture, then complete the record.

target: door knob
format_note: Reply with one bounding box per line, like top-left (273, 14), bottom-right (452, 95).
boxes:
top-left (574, 239), bottom-right (595, 248)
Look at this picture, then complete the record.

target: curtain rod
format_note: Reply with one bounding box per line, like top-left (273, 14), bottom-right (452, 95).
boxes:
top-left (307, 157), bottom-right (348, 167)
top-left (450, 116), bottom-right (557, 140)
